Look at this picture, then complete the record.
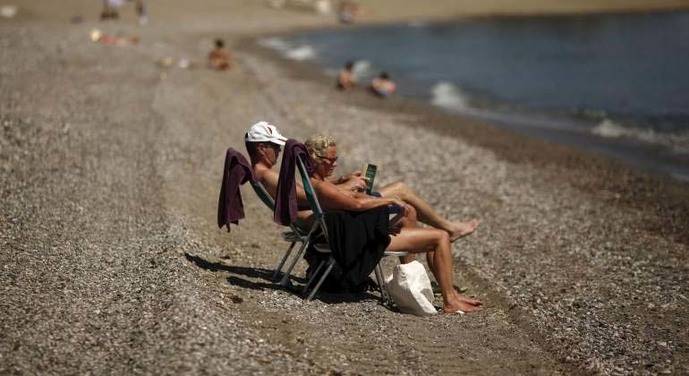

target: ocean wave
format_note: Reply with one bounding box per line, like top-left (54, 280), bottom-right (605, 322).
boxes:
top-left (284, 45), bottom-right (316, 61)
top-left (430, 81), bottom-right (469, 111)
top-left (258, 37), bottom-right (316, 61)
top-left (592, 119), bottom-right (689, 154)
top-left (257, 37), bottom-right (290, 52)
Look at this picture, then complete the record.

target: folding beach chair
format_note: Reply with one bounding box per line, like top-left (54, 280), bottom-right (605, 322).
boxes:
top-left (292, 154), bottom-right (408, 303)
top-left (250, 155), bottom-right (407, 304)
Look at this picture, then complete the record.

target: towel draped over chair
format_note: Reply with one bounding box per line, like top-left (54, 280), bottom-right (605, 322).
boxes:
top-left (217, 148), bottom-right (254, 232)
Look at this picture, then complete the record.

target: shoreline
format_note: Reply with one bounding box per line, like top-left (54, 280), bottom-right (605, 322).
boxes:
top-left (238, 30), bottom-right (689, 248)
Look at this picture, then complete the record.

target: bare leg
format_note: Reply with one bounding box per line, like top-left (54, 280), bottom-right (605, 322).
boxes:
top-left (379, 182), bottom-right (479, 241)
top-left (387, 227), bottom-right (481, 313)
top-left (426, 251), bottom-right (435, 275)
top-left (398, 204), bottom-right (418, 264)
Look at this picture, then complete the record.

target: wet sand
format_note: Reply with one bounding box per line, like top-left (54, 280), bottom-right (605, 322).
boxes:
top-left (2, 0), bottom-right (689, 375)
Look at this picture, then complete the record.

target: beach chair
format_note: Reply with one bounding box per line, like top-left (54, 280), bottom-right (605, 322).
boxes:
top-left (249, 180), bottom-right (311, 286)
top-left (292, 154), bottom-right (407, 303)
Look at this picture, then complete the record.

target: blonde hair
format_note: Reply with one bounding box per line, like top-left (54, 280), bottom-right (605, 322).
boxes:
top-left (304, 134), bottom-right (336, 161)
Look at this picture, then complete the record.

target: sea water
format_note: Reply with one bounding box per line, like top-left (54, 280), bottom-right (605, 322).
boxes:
top-left (261, 11), bottom-right (689, 181)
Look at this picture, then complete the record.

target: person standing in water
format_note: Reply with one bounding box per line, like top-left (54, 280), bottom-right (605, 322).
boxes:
top-left (336, 61), bottom-right (357, 90)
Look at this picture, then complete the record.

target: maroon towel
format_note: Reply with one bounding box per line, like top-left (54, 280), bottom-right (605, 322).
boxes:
top-left (274, 139), bottom-right (314, 226)
top-left (217, 148), bottom-right (254, 232)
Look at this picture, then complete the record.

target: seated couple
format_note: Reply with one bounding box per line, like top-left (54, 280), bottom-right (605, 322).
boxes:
top-left (245, 121), bottom-right (481, 314)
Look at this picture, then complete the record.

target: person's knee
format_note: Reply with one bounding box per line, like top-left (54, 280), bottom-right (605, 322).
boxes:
top-left (387, 181), bottom-right (405, 195)
top-left (435, 229), bottom-right (450, 246)
top-left (404, 204), bottom-right (417, 222)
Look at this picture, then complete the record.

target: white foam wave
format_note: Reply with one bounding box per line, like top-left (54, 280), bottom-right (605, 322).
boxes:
top-left (258, 38), bottom-right (316, 61)
top-left (284, 45), bottom-right (316, 61)
top-left (257, 37), bottom-right (290, 52)
top-left (592, 119), bottom-right (689, 154)
top-left (430, 81), bottom-right (469, 111)
top-left (352, 60), bottom-right (371, 77)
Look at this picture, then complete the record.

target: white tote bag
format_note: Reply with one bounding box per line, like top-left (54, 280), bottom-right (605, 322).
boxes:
top-left (384, 261), bottom-right (437, 316)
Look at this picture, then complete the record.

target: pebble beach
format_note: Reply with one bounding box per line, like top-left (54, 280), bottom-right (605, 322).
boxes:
top-left (2, 1), bottom-right (689, 374)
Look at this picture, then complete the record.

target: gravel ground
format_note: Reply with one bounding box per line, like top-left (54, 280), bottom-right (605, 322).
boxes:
top-left (2, 1), bottom-right (689, 375)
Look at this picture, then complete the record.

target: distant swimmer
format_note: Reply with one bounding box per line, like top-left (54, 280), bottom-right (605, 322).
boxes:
top-left (208, 38), bottom-right (232, 71)
top-left (336, 61), bottom-right (357, 90)
top-left (369, 72), bottom-right (396, 97)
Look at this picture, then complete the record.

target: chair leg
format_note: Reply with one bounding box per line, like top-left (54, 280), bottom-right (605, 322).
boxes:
top-left (374, 263), bottom-right (391, 305)
top-left (306, 257), bottom-right (336, 301)
top-left (272, 241), bottom-right (297, 281)
top-left (301, 259), bottom-right (326, 295)
top-left (279, 239), bottom-right (309, 286)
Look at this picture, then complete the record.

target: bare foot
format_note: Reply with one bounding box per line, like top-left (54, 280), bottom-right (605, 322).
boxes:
top-left (443, 300), bottom-right (481, 314)
top-left (456, 293), bottom-right (482, 306)
top-left (449, 219), bottom-right (480, 242)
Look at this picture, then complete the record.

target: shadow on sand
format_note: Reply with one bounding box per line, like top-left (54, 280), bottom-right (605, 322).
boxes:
top-left (184, 252), bottom-right (381, 304)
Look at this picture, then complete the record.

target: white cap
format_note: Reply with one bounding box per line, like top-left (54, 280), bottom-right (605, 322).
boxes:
top-left (245, 121), bottom-right (287, 146)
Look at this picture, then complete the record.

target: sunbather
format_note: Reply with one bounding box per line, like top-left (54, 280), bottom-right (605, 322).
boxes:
top-left (303, 136), bottom-right (481, 313)
top-left (209, 39), bottom-right (232, 71)
top-left (369, 72), bottom-right (396, 97)
top-left (336, 61), bottom-right (357, 90)
top-left (305, 134), bottom-right (479, 242)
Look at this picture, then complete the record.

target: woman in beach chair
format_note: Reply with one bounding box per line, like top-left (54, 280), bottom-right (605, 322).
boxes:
top-left (305, 135), bottom-right (479, 242)
top-left (303, 136), bottom-right (482, 314)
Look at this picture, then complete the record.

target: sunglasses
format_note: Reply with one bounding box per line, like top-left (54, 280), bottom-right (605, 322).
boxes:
top-left (261, 143), bottom-right (281, 152)
top-left (317, 155), bottom-right (338, 164)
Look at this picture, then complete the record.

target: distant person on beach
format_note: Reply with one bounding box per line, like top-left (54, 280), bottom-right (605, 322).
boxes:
top-left (100, 0), bottom-right (148, 24)
top-left (208, 39), bottom-right (232, 71)
top-left (337, 0), bottom-right (359, 24)
top-left (90, 29), bottom-right (140, 46)
top-left (369, 72), bottom-right (396, 97)
top-left (336, 61), bottom-right (357, 90)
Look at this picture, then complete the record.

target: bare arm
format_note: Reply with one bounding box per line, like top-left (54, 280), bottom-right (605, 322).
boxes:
top-left (328, 170), bottom-right (367, 192)
top-left (312, 179), bottom-right (400, 212)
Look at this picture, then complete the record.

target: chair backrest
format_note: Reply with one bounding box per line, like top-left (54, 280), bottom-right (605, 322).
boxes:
top-left (295, 154), bottom-right (329, 241)
top-left (250, 174), bottom-right (309, 236)
top-left (250, 180), bottom-right (275, 211)
top-left (296, 154), bottom-right (323, 220)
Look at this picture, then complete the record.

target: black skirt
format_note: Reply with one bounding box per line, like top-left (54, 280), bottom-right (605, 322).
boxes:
top-left (305, 207), bottom-right (391, 292)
